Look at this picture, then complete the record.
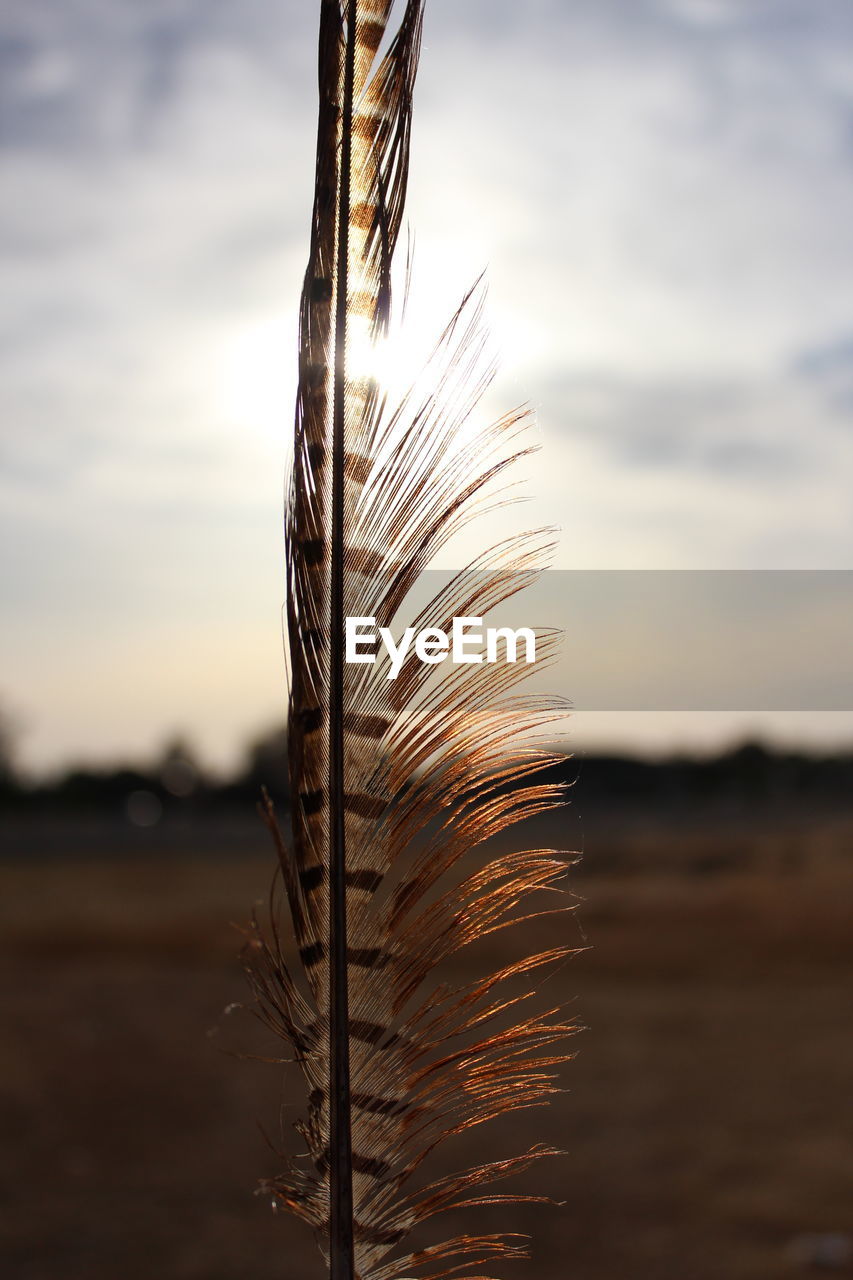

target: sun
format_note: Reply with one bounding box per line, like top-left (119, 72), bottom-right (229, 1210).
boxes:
top-left (220, 248), bottom-right (532, 451)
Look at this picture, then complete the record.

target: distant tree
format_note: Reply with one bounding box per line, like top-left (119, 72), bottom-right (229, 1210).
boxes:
top-left (239, 723), bottom-right (289, 802)
top-left (0, 701), bottom-right (21, 791)
top-left (156, 734), bottom-right (205, 798)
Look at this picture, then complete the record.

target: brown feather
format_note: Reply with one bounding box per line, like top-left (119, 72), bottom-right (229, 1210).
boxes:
top-left (243, 4), bottom-right (577, 1278)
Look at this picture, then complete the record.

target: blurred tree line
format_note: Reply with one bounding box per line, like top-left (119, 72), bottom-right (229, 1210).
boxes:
top-left (0, 723), bottom-right (290, 820)
top-left (0, 710), bottom-right (851, 824)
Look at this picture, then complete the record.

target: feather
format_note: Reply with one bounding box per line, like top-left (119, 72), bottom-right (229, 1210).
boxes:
top-left (243, 4), bottom-right (577, 1279)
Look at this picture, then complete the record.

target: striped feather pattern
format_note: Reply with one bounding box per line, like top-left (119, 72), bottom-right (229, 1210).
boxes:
top-left (243, 4), bottom-right (577, 1279)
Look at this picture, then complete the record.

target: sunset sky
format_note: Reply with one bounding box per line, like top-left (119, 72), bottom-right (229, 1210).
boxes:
top-left (2, 0), bottom-right (853, 775)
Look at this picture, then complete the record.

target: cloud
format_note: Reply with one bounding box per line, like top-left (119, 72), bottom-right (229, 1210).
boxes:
top-left (2, 0), bottom-right (852, 768)
top-left (411, 0), bottom-right (853, 378)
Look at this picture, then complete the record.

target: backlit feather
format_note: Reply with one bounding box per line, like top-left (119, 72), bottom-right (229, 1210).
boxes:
top-left (243, 4), bottom-right (577, 1278)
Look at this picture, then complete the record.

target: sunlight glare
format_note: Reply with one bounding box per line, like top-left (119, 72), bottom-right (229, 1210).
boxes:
top-left (221, 313), bottom-right (295, 441)
top-left (219, 260), bottom-right (533, 457)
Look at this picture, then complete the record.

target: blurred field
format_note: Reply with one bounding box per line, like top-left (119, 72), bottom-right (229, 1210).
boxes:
top-left (1, 816), bottom-right (851, 1280)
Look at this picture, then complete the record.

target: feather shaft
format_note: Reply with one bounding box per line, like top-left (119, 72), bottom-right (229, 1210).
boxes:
top-left (330, 4), bottom-right (359, 1276)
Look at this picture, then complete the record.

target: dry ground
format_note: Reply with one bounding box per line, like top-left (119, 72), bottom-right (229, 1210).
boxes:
top-left (0, 821), bottom-right (851, 1279)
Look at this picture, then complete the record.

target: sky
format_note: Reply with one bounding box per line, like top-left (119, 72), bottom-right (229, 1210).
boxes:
top-left (2, 0), bottom-right (853, 775)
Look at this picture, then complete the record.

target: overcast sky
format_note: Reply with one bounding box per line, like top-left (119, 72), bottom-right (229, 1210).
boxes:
top-left (2, 0), bottom-right (853, 773)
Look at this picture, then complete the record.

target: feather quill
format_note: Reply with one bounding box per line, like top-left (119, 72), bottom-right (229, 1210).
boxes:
top-left (244, 4), bottom-right (577, 1278)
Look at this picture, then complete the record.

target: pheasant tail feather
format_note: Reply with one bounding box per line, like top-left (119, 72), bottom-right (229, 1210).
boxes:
top-left (245, 4), bottom-right (576, 1279)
